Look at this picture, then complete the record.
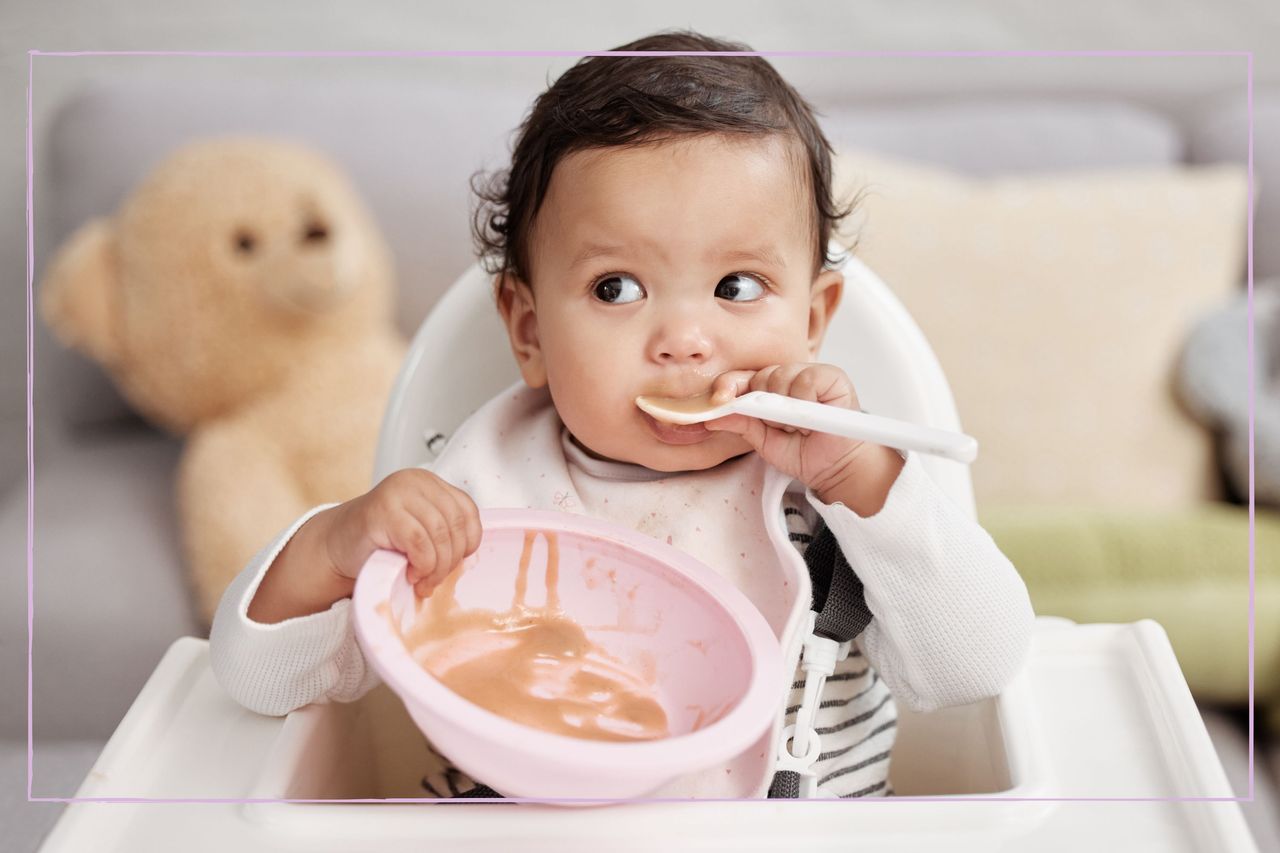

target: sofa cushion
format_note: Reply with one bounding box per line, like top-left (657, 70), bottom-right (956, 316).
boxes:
top-left (833, 149), bottom-right (1248, 508)
top-left (0, 426), bottom-right (199, 741)
top-left (820, 98), bottom-right (1182, 177)
top-left (1176, 276), bottom-right (1280, 507)
top-left (1188, 91), bottom-right (1280, 280)
top-left (981, 503), bottom-right (1278, 708)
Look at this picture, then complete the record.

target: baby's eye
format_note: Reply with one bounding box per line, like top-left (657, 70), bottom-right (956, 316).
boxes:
top-left (715, 273), bottom-right (766, 302)
top-left (592, 274), bottom-right (645, 304)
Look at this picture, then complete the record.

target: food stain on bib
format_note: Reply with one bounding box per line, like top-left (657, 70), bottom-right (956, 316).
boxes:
top-left (393, 529), bottom-right (671, 743)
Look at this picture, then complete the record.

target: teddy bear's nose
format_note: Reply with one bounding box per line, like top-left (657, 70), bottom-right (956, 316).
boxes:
top-left (302, 220), bottom-right (329, 244)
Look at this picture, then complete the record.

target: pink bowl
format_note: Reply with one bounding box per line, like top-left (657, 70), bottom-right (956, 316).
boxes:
top-left (352, 508), bottom-right (784, 800)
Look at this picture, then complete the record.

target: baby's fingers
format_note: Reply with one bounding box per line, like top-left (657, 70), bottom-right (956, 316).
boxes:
top-left (708, 369), bottom-right (758, 406)
top-left (410, 489), bottom-right (483, 596)
top-left (788, 364), bottom-right (858, 408)
top-left (446, 485), bottom-right (484, 560)
top-left (394, 515), bottom-right (440, 587)
top-left (421, 504), bottom-right (464, 586)
top-left (704, 411), bottom-right (770, 448)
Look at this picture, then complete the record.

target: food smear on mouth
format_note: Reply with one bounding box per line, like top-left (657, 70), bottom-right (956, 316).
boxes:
top-left (636, 392), bottom-right (718, 421)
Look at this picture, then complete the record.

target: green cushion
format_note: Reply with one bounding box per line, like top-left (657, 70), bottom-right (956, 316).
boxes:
top-left (979, 503), bottom-right (1279, 721)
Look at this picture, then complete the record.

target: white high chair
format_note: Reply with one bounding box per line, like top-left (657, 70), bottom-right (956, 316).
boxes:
top-left (42, 250), bottom-right (1257, 852)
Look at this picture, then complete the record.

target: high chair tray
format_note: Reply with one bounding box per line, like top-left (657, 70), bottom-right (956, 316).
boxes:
top-left (41, 619), bottom-right (1256, 852)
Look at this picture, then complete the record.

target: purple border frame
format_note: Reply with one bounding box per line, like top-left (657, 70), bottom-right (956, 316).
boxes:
top-left (25, 48), bottom-right (1256, 807)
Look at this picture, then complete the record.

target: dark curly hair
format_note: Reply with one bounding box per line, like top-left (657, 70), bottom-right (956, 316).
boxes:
top-left (470, 30), bottom-right (858, 289)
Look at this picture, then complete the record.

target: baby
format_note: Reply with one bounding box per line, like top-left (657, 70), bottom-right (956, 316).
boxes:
top-left (211, 30), bottom-right (1034, 800)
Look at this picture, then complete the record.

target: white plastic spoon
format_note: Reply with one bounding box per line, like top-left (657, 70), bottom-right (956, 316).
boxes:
top-left (635, 391), bottom-right (978, 464)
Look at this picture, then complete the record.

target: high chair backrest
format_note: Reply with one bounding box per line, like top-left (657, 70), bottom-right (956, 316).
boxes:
top-left (374, 245), bottom-right (976, 519)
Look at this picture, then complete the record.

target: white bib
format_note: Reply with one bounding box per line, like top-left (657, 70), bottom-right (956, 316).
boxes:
top-left (428, 380), bottom-right (813, 797)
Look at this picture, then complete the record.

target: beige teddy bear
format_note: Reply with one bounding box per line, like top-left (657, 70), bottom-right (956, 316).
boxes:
top-left (39, 137), bottom-right (408, 623)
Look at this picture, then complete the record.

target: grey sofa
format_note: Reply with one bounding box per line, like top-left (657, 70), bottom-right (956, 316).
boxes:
top-left (6, 67), bottom-right (1277, 849)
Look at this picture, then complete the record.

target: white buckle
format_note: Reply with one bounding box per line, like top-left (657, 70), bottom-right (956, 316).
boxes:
top-left (774, 612), bottom-right (856, 799)
top-left (775, 723), bottom-right (821, 798)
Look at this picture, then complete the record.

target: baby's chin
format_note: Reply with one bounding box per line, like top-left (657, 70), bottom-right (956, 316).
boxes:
top-left (642, 442), bottom-right (751, 472)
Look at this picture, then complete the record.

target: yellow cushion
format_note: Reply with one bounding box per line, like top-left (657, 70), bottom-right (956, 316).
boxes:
top-left (980, 503), bottom-right (1278, 708)
top-left (833, 151), bottom-right (1248, 507)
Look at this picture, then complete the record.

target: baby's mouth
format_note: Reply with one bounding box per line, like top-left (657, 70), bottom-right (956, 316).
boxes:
top-left (639, 410), bottom-right (713, 445)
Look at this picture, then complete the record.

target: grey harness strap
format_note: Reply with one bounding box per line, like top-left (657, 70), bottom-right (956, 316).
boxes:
top-left (767, 520), bottom-right (872, 798)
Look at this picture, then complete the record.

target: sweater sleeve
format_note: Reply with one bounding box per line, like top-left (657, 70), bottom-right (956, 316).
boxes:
top-left (208, 503), bottom-right (382, 716)
top-left (804, 451), bottom-right (1035, 713)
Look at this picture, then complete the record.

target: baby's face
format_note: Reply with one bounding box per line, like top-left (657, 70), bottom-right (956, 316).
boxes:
top-left (500, 133), bottom-right (843, 472)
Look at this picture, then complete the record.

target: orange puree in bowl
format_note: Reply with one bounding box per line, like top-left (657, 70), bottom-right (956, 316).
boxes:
top-left (395, 530), bottom-right (670, 742)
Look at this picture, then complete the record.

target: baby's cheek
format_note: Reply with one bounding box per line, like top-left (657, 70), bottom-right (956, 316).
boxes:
top-left (559, 390), bottom-right (624, 444)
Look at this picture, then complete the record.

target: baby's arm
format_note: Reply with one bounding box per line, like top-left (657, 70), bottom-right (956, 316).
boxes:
top-left (803, 452), bottom-right (1035, 713)
top-left (210, 468), bottom-right (481, 716)
top-left (209, 505), bottom-right (377, 715)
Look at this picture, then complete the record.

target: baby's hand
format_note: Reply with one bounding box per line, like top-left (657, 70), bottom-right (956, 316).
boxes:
top-left (323, 468), bottom-right (483, 598)
top-left (704, 364), bottom-right (902, 511)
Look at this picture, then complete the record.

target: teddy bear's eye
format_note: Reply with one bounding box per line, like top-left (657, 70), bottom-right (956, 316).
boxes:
top-left (302, 220), bottom-right (329, 244)
top-left (233, 230), bottom-right (257, 255)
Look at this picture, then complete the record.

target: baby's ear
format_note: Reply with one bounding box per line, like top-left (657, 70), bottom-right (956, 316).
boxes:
top-left (495, 274), bottom-right (547, 388)
top-left (806, 268), bottom-right (844, 356)
top-left (39, 219), bottom-right (122, 367)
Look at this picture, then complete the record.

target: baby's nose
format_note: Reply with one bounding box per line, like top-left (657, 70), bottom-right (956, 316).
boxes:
top-left (658, 348), bottom-right (706, 363)
top-left (653, 329), bottom-right (712, 363)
